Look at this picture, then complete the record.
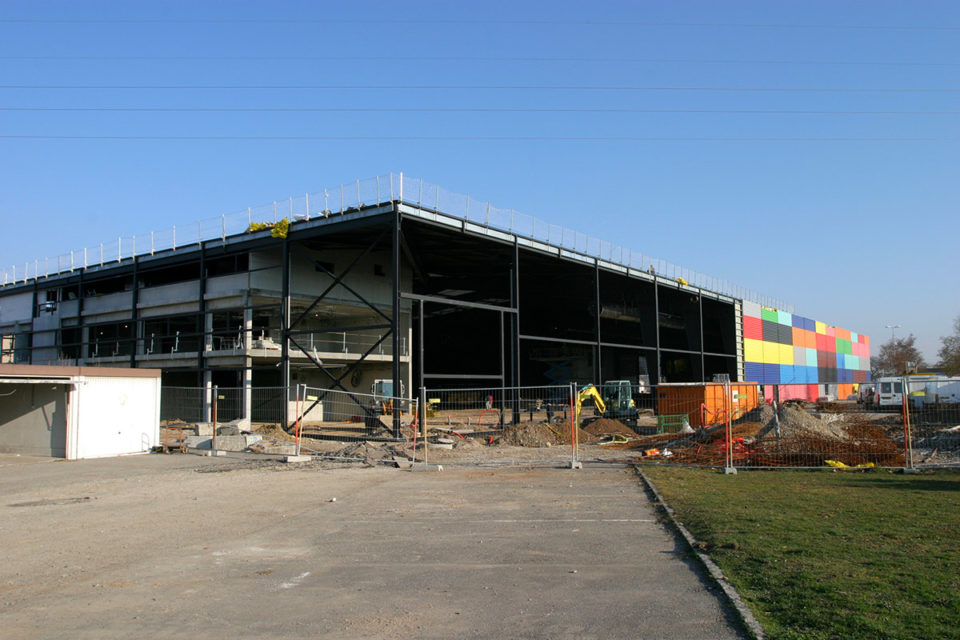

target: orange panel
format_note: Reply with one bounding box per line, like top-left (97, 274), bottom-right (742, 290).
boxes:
top-left (836, 328), bottom-right (851, 341)
top-left (792, 327), bottom-right (803, 346)
top-left (658, 383), bottom-right (759, 428)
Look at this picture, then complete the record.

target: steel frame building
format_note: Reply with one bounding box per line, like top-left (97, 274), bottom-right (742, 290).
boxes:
top-left (4, 177), bottom-right (862, 428)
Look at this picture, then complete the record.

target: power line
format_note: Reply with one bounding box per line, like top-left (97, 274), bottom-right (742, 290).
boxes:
top-left (2, 84), bottom-right (958, 92)
top-left (0, 18), bottom-right (957, 30)
top-left (1, 54), bottom-right (957, 67)
top-left (1, 135), bottom-right (957, 142)
top-left (3, 107), bottom-right (959, 115)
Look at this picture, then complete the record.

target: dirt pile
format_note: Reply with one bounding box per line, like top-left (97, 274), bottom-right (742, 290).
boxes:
top-left (584, 418), bottom-right (637, 438)
top-left (497, 422), bottom-right (593, 447)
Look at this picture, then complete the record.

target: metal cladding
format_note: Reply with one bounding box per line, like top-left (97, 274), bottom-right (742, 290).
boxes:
top-left (742, 301), bottom-right (870, 400)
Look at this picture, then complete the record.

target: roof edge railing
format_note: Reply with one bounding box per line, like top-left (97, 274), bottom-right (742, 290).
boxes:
top-left (0, 172), bottom-right (793, 313)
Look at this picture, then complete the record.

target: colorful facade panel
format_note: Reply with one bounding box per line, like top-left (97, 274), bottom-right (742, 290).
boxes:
top-left (741, 301), bottom-right (870, 393)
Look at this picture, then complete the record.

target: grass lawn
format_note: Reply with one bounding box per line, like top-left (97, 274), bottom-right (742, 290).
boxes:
top-left (642, 466), bottom-right (960, 640)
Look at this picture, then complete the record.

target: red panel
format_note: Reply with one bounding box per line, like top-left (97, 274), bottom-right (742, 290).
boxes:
top-left (763, 386), bottom-right (774, 404)
top-left (808, 384), bottom-right (819, 400)
top-left (816, 333), bottom-right (836, 352)
top-left (743, 316), bottom-right (763, 340)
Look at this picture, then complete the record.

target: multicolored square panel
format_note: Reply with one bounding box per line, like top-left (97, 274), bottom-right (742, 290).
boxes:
top-left (742, 301), bottom-right (870, 390)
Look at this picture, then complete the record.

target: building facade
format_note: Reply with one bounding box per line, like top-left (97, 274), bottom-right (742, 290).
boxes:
top-left (0, 176), bottom-right (869, 421)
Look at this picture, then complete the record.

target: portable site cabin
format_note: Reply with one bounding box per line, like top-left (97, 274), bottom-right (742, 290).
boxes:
top-left (0, 365), bottom-right (161, 459)
top-left (656, 382), bottom-right (760, 428)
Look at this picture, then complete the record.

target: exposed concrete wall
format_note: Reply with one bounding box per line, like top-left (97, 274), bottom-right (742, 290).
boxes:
top-left (0, 383), bottom-right (68, 457)
top-left (0, 292), bottom-right (32, 325)
top-left (83, 291), bottom-right (133, 317)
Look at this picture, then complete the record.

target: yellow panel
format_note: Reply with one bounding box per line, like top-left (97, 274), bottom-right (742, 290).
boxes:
top-left (744, 338), bottom-right (763, 363)
top-left (815, 321), bottom-right (826, 334)
top-left (779, 343), bottom-right (794, 365)
top-left (763, 341), bottom-right (780, 364)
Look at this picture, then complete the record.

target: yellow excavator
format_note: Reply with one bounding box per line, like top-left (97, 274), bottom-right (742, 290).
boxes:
top-left (575, 381), bottom-right (639, 427)
top-left (575, 384), bottom-right (607, 426)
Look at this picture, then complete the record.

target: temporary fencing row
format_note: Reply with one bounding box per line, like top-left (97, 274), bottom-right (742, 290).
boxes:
top-left (418, 385), bottom-right (578, 467)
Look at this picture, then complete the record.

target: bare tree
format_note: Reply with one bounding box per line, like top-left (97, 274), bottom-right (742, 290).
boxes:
top-left (871, 334), bottom-right (926, 377)
top-left (937, 315), bottom-right (960, 375)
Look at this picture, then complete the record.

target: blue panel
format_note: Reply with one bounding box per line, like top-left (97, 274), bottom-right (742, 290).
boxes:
top-left (839, 369), bottom-right (853, 383)
top-left (836, 353), bottom-right (846, 369)
top-left (779, 365), bottom-right (793, 383)
top-left (806, 366), bottom-right (819, 384)
top-left (744, 362), bottom-right (764, 383)
top-left (804, 318), bottom-right (816, 331)
top-left (763, 363), bottom-right (780, 384)
top-left (792, 315), bottom-right (806, 329)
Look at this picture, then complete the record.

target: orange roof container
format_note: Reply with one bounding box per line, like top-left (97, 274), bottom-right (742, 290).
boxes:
top-left (657, 382), bottom-right (760, 428)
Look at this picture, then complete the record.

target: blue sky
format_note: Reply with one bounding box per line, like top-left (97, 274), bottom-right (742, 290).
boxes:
top-left (0, 0), bottom-right (957, 361)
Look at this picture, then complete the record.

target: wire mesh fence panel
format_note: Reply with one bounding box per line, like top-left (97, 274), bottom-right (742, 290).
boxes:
top-left (899, 377), bottom-right (960, 467)
top-left (296, 385), bottom-right (414, 444)
top-left (160, 386), bottom-right (205, 424)
top-left (421, 386), bottom-right (577, 466)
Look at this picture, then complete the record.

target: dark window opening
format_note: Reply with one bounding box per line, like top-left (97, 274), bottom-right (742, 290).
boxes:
top-left (88, 320), bottom-right (135, 357)
top-left (143, 314), bottom-right (201, 354)
top-left (206, 253), bottom-right (249, 278)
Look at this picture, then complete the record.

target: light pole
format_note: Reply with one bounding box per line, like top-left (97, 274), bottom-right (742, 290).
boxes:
top-left (885, 324), bottom-right (901, 342)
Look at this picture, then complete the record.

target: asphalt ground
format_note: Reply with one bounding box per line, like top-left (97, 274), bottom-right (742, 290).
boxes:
top-left (0, 453), bottom-right (745, 639)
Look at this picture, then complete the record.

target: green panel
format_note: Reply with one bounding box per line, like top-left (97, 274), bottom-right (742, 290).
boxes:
top-left (837, 338), bottom-right (853, 355)
top-left (761, 308), bottom-right (779, 323)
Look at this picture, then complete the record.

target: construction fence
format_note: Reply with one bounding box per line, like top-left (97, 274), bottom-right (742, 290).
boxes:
top-left (158, 380), bottom-right (960, 470)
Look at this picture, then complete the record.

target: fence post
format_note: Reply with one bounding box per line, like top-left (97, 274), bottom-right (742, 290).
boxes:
top-left (723, 379), bottom-right (737, 474)
top-left (570, 382), bottom-right (582, 469)
top-left (295, 384), bottom-right (303, 457)
top-left (419, 385), bottom-right (427, 467)
top-left (212, 385), bottom-right (218, 452)
top-left (902, 378), bottom-right (917, 472)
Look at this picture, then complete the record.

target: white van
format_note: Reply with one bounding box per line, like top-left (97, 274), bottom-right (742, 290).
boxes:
top-left (874, 377), bottom-right (905, 408)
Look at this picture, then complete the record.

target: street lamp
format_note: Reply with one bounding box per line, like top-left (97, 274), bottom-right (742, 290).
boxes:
top-left (885, 324), bottom-right (901, 342)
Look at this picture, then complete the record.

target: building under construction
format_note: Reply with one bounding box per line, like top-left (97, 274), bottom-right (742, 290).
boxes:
top-left (0, 174), bottom-right (870, 423)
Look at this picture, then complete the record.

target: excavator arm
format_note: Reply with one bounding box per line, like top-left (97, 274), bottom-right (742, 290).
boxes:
top-left (575, 384), bottom-right (607, 426)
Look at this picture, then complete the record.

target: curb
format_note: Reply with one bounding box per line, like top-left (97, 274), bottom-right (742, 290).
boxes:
top-left (635, 466), bottom-right (766, 640)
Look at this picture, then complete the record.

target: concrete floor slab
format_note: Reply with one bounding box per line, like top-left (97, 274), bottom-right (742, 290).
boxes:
top-left (0, 455), bottom-right (745, 639)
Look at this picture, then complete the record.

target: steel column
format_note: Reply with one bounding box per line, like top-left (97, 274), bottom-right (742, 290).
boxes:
top-left (391, 205), bottom-right (402, 437)
top-left (280, 235), bottom-right (290, 428)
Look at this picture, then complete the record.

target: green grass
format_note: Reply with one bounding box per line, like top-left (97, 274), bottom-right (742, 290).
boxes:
top-left (642, 467), bottom-right (960, 640)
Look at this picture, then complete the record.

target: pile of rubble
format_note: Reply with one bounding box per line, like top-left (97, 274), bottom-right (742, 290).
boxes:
top-left (643, 403), bottom-right (907, 467)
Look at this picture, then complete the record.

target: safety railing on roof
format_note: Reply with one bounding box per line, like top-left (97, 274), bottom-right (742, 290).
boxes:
top-left (0, 173), bottom-right (793, 312)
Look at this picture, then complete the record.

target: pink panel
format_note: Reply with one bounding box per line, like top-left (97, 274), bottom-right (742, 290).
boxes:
top-left (778, 385), bottom-right (807, 401)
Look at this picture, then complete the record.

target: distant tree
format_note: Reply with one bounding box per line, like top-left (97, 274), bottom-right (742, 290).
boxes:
top-left (871, 334), bottom-right (926, 377)
top-left (937, 315), bottom-right (960, 375)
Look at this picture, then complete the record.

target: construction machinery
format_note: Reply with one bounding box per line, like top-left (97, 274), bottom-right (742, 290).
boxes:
top-left (365, 379), bottom-right (405, 429)
top-left (600, 380), bottom-right (640, 424)
top-left (575, 381), bottom-right (640, 427)
top-left (575, 384), bottom-right (607, 427)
